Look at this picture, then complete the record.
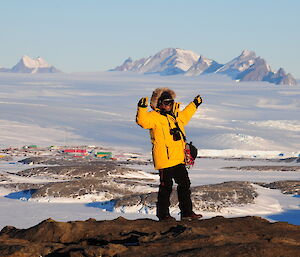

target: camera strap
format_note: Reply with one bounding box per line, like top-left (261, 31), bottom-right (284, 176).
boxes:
top-left (174, 121), bottom-right (186, 142)
top-left (167, 115), bottom-right (187, 143)
top-left (170, 113), bottom-right (186, 142)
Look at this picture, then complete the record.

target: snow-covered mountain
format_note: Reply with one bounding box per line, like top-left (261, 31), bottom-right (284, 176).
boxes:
top-left (216, 50), bottom-right (259, 78)
top-left (185, 55), bottom-right (223, 76)
top-left (112, 48), bottom-right (200, 75)
top-left (220, 51), bottom-right (297, 85)
top-left (1, 56), bottom-right (61, 74)
top-left (266, 68), bottom-right (297, 85)
top-left (112, 48), bottom-right (297, 85)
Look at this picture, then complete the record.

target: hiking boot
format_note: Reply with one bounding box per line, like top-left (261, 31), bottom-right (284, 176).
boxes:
top-left (181, 212), bottom-right (203, 221)
top-left (158, 215), bottom-right (176, 222)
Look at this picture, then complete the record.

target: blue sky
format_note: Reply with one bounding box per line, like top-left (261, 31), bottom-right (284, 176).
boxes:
top-left (1, 0), bottom-right (299, 78)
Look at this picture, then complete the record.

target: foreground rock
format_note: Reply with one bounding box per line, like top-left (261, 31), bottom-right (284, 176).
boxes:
top-left (0, 216), bottom-right (300, 257)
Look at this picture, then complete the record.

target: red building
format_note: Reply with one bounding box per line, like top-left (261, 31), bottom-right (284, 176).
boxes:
top-left (63, 149), bottom-right (88, 156)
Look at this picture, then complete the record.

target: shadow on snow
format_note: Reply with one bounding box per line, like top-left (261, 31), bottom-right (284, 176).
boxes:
top-left (267, 195), bottom-right (300, 226)
top-left (86, 200), bottom-right (116, 212)
top-left (4, 189), bottom-right (37, 201)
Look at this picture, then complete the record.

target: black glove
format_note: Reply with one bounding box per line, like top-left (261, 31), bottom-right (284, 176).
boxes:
top-left (193, 95), bottom-right (202, 108)
top-left (138, 97), bottom-right (148, 108)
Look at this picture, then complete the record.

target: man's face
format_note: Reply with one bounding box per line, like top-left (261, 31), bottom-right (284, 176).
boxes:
top-left (160, 99), bottom-right (174, 112)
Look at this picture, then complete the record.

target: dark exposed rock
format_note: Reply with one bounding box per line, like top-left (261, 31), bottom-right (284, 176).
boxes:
top-left (31, 178), bottom-right (156, 199)
top-left (223, 165), bottom-right (300, 172)
top-left (192, 181), bottom-right (257, 211)
top-left (2, 159), bottom-right (298, 214)
top-left (18, 155), bottom-right (152, 167)
top-left (278, 157), bottom-right (300, 163)
top-left (18, 156), bottom-right (117, 166)
top-left (235, 58), bottom-right (297, 85)
top-left (3, 163), bottom-right (157, 200)
top-left (266, 68), bottom-right (297, 85)
top-left (16, 163), bottom-right (116, 178)
top-left (1, 183), bottom-right (44, 192)
top-left (97, 181), bottom-right (257, 213)
top-left (0, 174), bottom-right (9, 182)
top-left (0, 216), bottom-right (300, 257)
top-left (2, 161), bottom-right (258, 212)
top-left (236, 57), bottom-right (270, 82)
top-left (258, 180), bottom-right (300, 195)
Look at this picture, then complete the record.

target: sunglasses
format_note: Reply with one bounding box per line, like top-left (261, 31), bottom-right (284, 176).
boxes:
top-left (162, 99), bottom-right (174, 106)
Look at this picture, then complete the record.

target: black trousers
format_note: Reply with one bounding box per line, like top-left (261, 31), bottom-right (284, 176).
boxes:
top-left (156, 163), bottom-right (193, 218)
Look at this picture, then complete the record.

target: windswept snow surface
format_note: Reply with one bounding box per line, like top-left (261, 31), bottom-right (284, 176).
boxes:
top-left (0, 72), bottom-right (299, 154)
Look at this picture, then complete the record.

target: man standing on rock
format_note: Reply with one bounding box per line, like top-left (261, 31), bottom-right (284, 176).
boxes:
top-left (136, 87), bottom-right (203, 221)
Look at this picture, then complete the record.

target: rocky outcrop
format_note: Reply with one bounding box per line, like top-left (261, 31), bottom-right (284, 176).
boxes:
top-left (259, 180), bottom-right (300, 195)
top-left (3, 163), bottom-right (157, 201)
top-left (5, 159), bottom-right (299, 213)
top-left (1, 216), bottom-right (300, 257)
top-left (278, 157), bottom-right (300, 163)
top-left (91, 181), bottom-right (257, 214)
top-left (224, 165), bottom-right (300, 172)
top-left (4, 162), bottom-right (258, 211)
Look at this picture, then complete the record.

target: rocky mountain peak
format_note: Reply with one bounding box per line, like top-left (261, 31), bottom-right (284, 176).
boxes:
top-left (125, 57), bottom-right (133, 63)
top-left (277, 67), bottom-right (286, 76)
top-left (185, 55), bottom-right (222, 76)
top-left (112, 57), bottom-right (134, 71)
top-left (20, 55), bottom-right (51, 69)
top-left (240, 49), bottom-right (256, 58)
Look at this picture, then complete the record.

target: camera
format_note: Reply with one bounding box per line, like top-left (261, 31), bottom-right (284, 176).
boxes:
top-left (170, 128), bottom-right (181, 141)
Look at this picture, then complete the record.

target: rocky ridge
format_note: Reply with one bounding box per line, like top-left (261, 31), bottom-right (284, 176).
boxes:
top-left (97, 181), bottom-right (257, 214)
top-left (3, 162), bottom-right (158, 201)
top-left (259, 181), bottom-right (300, 195)
top-left (0, 216), bottom-right (300, 257)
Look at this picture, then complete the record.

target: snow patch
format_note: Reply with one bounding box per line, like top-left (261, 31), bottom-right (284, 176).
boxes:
top-left (209, 133), bottom-right (280, 150)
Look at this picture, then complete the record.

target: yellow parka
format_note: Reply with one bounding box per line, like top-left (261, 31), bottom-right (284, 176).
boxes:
top-left (136, 101), bottom-right (197, 170)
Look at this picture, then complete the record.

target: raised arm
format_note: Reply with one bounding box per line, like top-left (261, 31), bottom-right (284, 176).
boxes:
top-left (178, 95), bottom-right (202, 126)
top-left (136, 97), bottom-right (156, 129)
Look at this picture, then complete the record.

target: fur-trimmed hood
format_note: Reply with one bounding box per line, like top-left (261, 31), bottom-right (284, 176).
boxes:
top-left (150, 87), bottom-right (176, 110)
